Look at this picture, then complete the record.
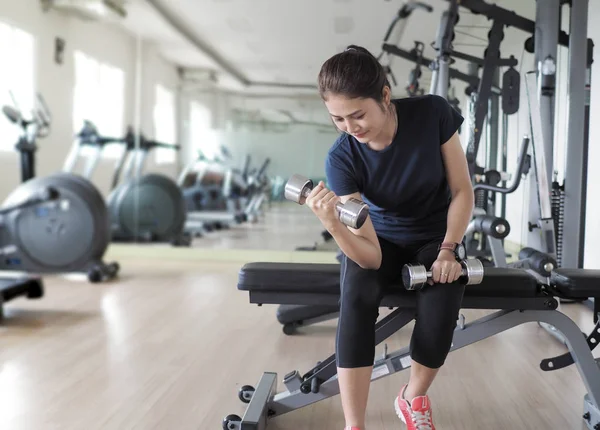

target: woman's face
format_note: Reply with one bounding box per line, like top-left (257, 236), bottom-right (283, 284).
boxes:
top-left (323, 91), bottom-right (390, 143)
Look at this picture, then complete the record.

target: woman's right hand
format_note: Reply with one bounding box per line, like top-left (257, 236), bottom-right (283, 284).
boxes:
top-left (305, 181), bottom-right (342, 231)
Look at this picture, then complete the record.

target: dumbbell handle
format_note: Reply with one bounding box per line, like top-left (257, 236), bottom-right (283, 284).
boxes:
top-left (294, 177), bottom-right (369, 229)
top-left (299, 187), bottom-right (345, 213)
top-left (423, 267), bottom-right (469, 279)
top-left (402, 258), bottom-right (485, 291)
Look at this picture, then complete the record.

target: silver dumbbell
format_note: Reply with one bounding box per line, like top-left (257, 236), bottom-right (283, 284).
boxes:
top-left (401, 258), bottom-right (485, 291)
top-left (284, 174), bottom-right (369, 229)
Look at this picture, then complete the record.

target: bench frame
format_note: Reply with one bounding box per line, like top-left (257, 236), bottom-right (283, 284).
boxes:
top-left (225, 291), bottom-right (600, 430)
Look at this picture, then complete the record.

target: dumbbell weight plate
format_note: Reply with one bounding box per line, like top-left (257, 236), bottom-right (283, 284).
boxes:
top-left (401, 264), bottom-right (427, 291)
top-left (463, 258), bottom-right (485, 285)
top-left (336, 198), bottom-right (369, 230)
top-left (284, 173), bottom-right (370, 229)
top-left (284, 174), bottom-right (313, 204)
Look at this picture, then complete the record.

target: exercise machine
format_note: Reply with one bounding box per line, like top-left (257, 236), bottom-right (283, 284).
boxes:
top-left (66, 122), bottom-right (191, 246)
top-left (438, 0), bottom-right (592, 272)
top-left (226, 261), bottom-right (600, 430)
top-left (178, 147), bottom-right (248, 214)
top-left (178, 148), bottom-right (272, 227)
top-left (1, 96), bottom-right (119, 283)
top-left (383, 0), bottom-right (594, 270)
top-left (0, 185), bottom-right (61, 318)
top-left (377, 0), bottom-right (433, 90)
top-left (108, 129), bottom-right (191, 245)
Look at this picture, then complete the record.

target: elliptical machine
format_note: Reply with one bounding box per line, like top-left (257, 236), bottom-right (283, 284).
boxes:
top-left (0, 187), bottom-right (58, 319)
top-left (0, 96), bottom-right (120, 283)
top-left (65, 122), bottom-right (190, 246)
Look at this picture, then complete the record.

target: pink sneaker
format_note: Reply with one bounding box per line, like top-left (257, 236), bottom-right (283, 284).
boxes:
top-left (394, 384), bottom-right (436, 430)
top-left (344, 428), bottom-right (361, 430)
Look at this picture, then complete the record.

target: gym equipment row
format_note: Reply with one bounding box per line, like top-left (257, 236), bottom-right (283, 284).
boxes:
top-left (70, 121), bottom-right (273, 241)
top-left (64, 122), bottom-right (191, 246)
top-left (0, 93), bottom-right (275, 300)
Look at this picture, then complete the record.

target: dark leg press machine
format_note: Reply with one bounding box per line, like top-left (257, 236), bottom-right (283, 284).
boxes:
top-left (224, 262), bottom-right (600, 430)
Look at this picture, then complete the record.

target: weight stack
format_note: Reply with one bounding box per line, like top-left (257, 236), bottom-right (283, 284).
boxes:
top-left (474, 187), bottom-right (486, 210)
top-left (551, 181), bottom-right (565, 267)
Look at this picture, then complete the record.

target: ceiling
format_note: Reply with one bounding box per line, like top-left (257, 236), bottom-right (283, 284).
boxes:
top-left (115, 0), bottom-right (537, 126)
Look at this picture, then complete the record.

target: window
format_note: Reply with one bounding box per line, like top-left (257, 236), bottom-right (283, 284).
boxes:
top-left (153, 85), bottom-right (177, 164)
top-left (73, 50), bottom-right (125, 158)
top-left (189, 100), bottom-right (218, 161)
top-left (0, 22), bottom-right (35, 151)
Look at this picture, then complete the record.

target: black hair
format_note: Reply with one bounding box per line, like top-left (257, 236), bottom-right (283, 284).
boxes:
top-left (317, 45), bottom-right (391, 103)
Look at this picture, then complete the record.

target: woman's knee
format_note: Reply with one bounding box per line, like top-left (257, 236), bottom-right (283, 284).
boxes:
top-left (336, 257), bottom-right (384, 368)
top-left (340, 257), bottom-right (383, 310)
top-left (410, 283), bottom-right (465, 368)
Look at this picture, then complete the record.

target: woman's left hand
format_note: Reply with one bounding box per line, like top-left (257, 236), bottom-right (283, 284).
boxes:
top-left (429, 251), bottom-right (462, 284)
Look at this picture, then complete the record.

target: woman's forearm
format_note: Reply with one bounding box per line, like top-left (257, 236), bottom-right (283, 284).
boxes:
top-left (443, 189), bottom-right (474, 244)
top-left (329, 223), bottom-right (382, 270)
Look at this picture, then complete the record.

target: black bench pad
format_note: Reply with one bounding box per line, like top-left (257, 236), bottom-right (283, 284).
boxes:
top-left (550, 268), bottom-right (600, 298)
top-left (238, 263), bottom-right (540, 298)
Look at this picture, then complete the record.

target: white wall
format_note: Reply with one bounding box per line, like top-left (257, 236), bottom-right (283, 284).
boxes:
top-left (0, 0), bottom-right (180, 200)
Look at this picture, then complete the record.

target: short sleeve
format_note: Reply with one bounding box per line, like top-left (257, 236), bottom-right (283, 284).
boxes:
top-left (431, 95), bottom-right (464, 145)
top-left (325, 147), bottom-right (359, 196)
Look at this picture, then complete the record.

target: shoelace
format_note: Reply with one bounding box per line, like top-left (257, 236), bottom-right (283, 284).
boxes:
top-left (411, 410), bottom-right (433, 430)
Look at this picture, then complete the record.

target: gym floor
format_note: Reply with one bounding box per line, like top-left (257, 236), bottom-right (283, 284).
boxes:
top-left (0, 204), bottom-right (596, 430)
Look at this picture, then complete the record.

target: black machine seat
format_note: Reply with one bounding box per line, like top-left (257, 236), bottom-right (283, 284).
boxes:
top-left (551, 268), bottom-right (600, 298)
top-left (238, 263), bottom-right (341, 294)
top-left (237, 262), bottom-right (553, 310)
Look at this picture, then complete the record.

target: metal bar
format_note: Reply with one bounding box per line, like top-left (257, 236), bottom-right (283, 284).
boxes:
top-left (466, 20), bottom-right (505, 177)
top-left (240, 372), bottom-right (277, 430)
top-left (525, 72), bottom-right (553, 219)
top-left (117, 146), bottom-right (135, 185)
top-left (488, 68), bottom-right (500, 172)
top-left (303, 309), bottom-right (415, 388)
top-left (82, 147), bottom-right (103, 179)
top-left (448, 0), bottom-right (570, 47)
top-left (258, 309), bottom-right (600, 418)
top-left (436, 57), bottom-right (450, 98)
top-left (62, 140), bottom-right (81, 173)
top-left (134, 151), bottom-right (148, 178)
top-left (487, 236), bottom-right (508, 267)
top-left (381, 44), bottom-right (501, 91)
top-left (534, 0), bottom-right (559, 195)
top-left (429, 68), bottom-right (439, 95)
top-left (501, 113), bottom-right (509, 220)
top-left (562, 0), bottom-right (589, 268)
top-left (451, 49), bottom-right (517, 67)
top-left (525, 71), bottom-right (557, 257)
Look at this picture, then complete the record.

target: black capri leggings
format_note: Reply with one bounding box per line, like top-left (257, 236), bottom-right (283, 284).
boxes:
top-left (336, 236), bottom-right (465, 369)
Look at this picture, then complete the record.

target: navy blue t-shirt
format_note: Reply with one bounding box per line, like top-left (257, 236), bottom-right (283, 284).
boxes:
top-left (325, 94), bottom-right (464, 246)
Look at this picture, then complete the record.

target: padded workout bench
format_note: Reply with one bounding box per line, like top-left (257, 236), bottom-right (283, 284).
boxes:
top-left (224, 263), bottom-right (600, 430)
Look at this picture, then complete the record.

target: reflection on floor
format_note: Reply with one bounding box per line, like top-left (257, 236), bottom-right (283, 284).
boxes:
top-left (0, 203), bottom-right (596, 429)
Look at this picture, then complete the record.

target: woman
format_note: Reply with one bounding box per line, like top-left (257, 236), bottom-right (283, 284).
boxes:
top-left (305, 45), bottom-right (474, 430)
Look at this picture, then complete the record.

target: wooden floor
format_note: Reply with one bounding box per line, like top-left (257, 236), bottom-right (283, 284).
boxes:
top-left (0, 204), bottom-right (597, 430)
